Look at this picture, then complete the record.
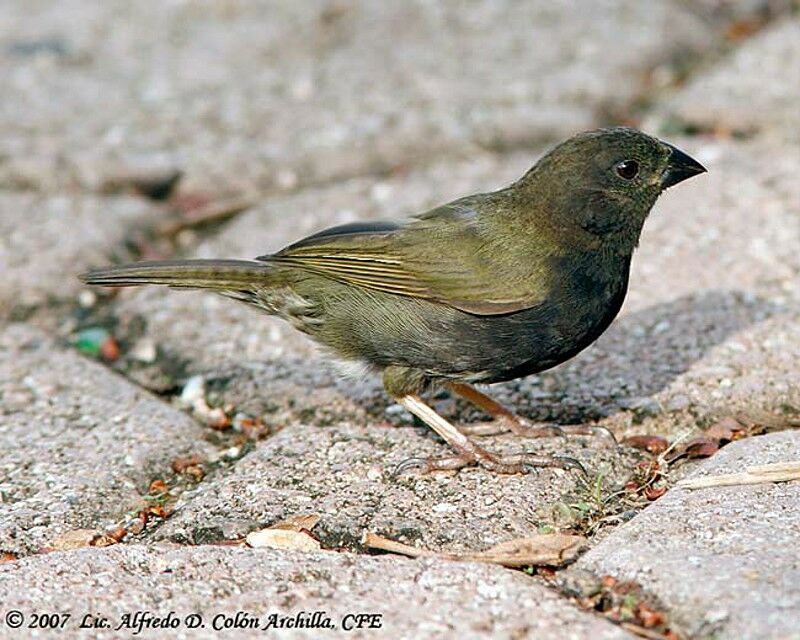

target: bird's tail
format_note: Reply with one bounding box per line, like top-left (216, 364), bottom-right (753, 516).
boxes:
top-left (79, 259), bottom-right (274, 290)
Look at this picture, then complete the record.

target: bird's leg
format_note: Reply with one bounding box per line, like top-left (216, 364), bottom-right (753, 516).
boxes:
top-left (448, 382), bottom-right (617, 447)
top-left (393, 394), bottom-right (584, 476)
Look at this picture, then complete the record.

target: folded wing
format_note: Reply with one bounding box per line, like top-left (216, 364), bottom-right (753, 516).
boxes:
top-left (260, 197), bottom-right (548, 316)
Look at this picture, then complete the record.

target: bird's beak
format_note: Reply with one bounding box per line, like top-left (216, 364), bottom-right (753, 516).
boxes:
top-left (660, 142), bottom-right (707, 189)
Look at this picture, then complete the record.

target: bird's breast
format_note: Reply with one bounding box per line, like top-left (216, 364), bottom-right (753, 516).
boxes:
top-left (461, 254), bottom-right (632, 383)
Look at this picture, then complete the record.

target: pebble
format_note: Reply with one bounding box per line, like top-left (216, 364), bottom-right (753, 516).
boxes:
top-left (223, 446), bottom-right (242, 460)
top-left (180, 375), bottom-right (206, 406)
top-left (78, 290), bottom-right (96, 308)
top-left (432, 503), bottom-right (457, 514)
top-left (617, 396), bottom-right (661, 416)
top-left (665, 394), bottom-right (691, 411)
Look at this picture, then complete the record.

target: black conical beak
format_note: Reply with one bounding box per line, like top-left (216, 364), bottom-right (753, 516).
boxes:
top-left (660, 142), bottom-right (707, 189)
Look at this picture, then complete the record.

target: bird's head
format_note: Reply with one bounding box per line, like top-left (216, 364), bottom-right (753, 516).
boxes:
top-left (516, 127), bottom-right (706, 254)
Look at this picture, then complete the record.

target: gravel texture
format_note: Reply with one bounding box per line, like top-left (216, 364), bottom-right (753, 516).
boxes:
top-left (1, 2), bottom-right (798, 638)
top-left (0, 324), bottom-right (214, 555)
top-left (0, 193), bottom-right (158, 318)
top-left (647, 17), bottom-right (800, 142)
top-left (153, 422), bottom-right (636, 551)
top-left (0, 544), bottom-right (636, 640)
top-left (574, 431), bottom-right (800, 640)
top-left (1, 0), bottom-right (737, 194)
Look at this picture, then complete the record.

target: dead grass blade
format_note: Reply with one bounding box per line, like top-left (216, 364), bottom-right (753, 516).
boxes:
top-left (678, 460), bottom-right (800, 489)
top-left (362, 532), bottom-right (585, 568)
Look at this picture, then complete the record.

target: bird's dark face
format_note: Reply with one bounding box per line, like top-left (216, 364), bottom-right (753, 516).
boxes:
top-left (570, 127), bottom-right (705, 201)
top-left (518, 127), bottom-right (706, 251)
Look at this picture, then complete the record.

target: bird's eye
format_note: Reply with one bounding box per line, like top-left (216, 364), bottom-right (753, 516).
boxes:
top-left (615, 160), bottom-right (639, 180)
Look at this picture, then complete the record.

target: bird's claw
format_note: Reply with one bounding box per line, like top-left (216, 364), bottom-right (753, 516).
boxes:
top-left (391, 451), bottom-right (586, 477)
top-left (504, 419), bottom-right (617, 449)
top-left (391, 454), bottom-right (476, 477)
top-left (391, 457), bottom-right (431, 478)
top-left (550, 454), bottom-right (588, 476)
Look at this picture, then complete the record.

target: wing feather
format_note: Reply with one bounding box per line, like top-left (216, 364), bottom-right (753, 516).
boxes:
top-left (261, 198), bottom-right (548, 315)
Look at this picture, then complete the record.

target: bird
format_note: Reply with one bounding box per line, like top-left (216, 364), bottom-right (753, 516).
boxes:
top-left (80, 127), bottom-right (706, 475)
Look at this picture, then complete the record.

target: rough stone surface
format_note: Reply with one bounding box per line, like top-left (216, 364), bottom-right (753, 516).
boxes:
top-left (574, 431), bottom-right (800, 640)
top-left (0, 544), bottom-right (635, 640)
top-left (0, 193), bottom-right (158, 318)
top-left (0, 0), bottom-right (739, 194)
top-left (648, 18), bottom-right (800, 141)
top-left (0, 324), bottom-right (214, 555)
top-left (2, 2), bottom-right (799, 638)
top-left (154, 422), bottom-right (637, 551)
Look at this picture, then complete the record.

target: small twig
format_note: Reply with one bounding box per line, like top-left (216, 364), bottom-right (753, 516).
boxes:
top-left (658, 426), bottom-right (697, 465)
top-left (101, 168), bottom-right (183, 200)
top-left (620, 622), bottom-right (673, 640)
top-left (362, 533), bottom-right (439, 559)
top-left (362, 531), bottom-right (585, 568)
top-left (677, 460), bottom-right (800, 489)
top-left (157, 196), bottom-right (256, 238)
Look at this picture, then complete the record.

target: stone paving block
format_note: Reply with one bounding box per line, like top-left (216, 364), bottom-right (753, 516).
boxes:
top-left (1, 0), bottom-right (727, 193)
top-left (573, 431), bottom-right (800, 640)
top-left (0, 324), bottom-right (214, 556)
top-left (0, 544), bottom-right (636, 640)
top-left (0, 192), bottom-right (158, 319)
top-left (648, 18), bottom-right (800, 141)
top-left (154, 422), bottom-right (636, 551)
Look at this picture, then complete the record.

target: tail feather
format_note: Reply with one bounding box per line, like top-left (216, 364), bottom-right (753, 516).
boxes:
top-left (79, 259), bottom-right (273, 290)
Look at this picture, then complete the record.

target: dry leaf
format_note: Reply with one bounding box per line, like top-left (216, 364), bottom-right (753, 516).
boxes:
top-left (644, 486), bottom-right (667, 501)
top-left (210, 538), bottom-right (247, 547)
top-left (477, 535), bottom-right (586, 567)
top-left (268, 514), bottom-right (321, 532)
top-left (705, 417), bottom-right (746, 442)
top-left (48, 529), bottom-right (117, 551)
top-left (246, 528), bottom-right (321, 552)
top-left (99, 336), bottom-right (121, 362)
top-left (623, 435), bottom-right (669, 455)
top-left (362, 532), bottom-right (585, 568)
top-left (106, 527), bottom-right (128, 543)
top-left (149, 479), bottom-right (168, 495)
top-left (682, 438), bottom-right (719, 458)
top-left (171, 454), bottom-right (203, 473)
top-left (731, 410), bottom-right (800, 434)
top-left (171, 455), bottom-right (205, 481)
top-left (638, 603), bottom-right (666, 628)
top-left (725, 18), bottom-right (764, 42)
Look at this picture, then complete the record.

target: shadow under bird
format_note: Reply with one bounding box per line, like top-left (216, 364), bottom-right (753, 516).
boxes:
top-left (81, 127), bottom-right (706, 475)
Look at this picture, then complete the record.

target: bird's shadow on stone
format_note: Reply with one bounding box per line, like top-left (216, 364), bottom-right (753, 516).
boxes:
top-left (486, 289), bottom-right (779, 424)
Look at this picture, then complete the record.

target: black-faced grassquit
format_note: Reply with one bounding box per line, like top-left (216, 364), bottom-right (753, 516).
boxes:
top-left (81, 127), bottom-right (706, 475)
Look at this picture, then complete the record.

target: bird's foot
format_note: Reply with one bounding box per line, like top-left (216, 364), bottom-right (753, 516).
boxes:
top-left (391, 394), bottom-right (587, 478)
top-left (393, 448), bottom-right (586, 477)
top-left (458, 416), bottom-right (617, 448)
top-left (446, 382), bottom-right (616, 447)
top-left (457, 416), bottom-right (563, 437)
top-left (551, 423), bottom-right (618, 448)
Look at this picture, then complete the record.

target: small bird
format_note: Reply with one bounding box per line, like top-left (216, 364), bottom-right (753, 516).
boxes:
top-left (81, 128), bottom-right (706, 475)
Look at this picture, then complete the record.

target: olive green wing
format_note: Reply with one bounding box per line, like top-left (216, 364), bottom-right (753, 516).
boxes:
top-left (260, 198), bottom-right (547, 315)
